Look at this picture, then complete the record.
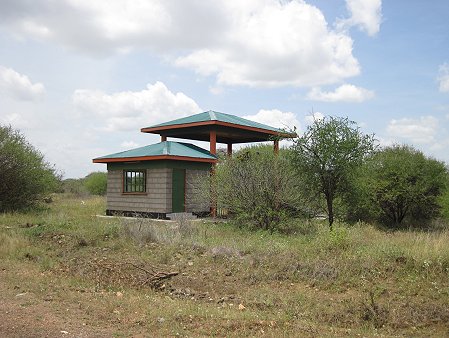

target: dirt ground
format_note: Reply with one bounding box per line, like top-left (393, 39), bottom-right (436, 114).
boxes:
top-left (0, 268), bottom-right (116, 338)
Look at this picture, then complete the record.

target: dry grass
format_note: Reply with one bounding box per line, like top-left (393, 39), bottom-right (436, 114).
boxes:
top-left (0, 194), bottom-right (448, 337)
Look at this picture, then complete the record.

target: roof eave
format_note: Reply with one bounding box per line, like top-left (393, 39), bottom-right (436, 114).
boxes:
top-left (93, 154), bottom-right (217, 164)
top-left (141, 120), bottom-right (284, 135)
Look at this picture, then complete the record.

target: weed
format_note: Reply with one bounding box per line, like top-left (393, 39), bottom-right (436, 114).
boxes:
top-left (361, 290), bottom-right (389, 328)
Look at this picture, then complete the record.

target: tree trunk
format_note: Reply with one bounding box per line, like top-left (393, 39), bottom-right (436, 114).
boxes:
top-left (326, 193), bottom-right (334, 230)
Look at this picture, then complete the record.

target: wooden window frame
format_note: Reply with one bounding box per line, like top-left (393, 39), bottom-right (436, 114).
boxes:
top-left (122, 170), bottom-right (147, 195)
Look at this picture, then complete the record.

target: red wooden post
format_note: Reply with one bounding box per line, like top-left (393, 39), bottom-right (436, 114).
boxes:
top-left (274, 140), bottom-right (279, 155)
top-left (161, 135), bottom-right (167, 142)
top-left (227, 143), bottom-right (232, 157)
top-left (210, 130), bottom-right (217, 155)
top-left (210, 130), bottom-right (217, 217)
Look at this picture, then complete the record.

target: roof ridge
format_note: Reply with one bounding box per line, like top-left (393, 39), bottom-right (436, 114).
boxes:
top-left (208, 110), bottom-right (217, 120)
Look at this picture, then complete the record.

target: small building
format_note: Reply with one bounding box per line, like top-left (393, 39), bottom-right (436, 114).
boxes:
top-left (93, 110), bottom-right (292, 218)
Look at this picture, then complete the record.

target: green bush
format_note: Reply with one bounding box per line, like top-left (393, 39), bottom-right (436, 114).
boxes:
top-left (350, 145), bottom-right (448, 227)
top-left (439, 174), bottom-right (449, 222)
top-left (84, 172), bottom-right (107, 196)
top-left (0, 125), bottom-right (60, 211)
top-left (212, 145), bottom-right (301, 232)
top-left (61, 178), bottom-right (88, 196)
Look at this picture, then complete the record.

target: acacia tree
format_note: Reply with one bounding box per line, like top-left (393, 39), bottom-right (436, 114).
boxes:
top-left (290, 116), bottom-right (376, 230)
top-left (359, 145), bottom-right (448, 226)
top-left (0, 125), bottom-right (60, 211)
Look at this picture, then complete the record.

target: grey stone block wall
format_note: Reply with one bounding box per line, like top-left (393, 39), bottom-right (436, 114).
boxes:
top-left (106, 167), bottom-right (210, 214)
top-left (106, 168), bottom-right (172, 213)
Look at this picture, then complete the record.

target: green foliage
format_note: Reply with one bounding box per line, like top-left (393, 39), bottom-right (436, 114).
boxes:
top-left (290, 116), bottom-right (376, 229)
top-left (84, 172), bottom-right (107, 196)
top-left (353, 145), bottom-right (448, 227)
top-left (213, 145), bottom-right (301, 232)
top-left (61, 178), bottom-right (88, 196)
top-left (0, 125), bottom-right (60, 211)
top-left (439, 169), bottom-right (449, 222)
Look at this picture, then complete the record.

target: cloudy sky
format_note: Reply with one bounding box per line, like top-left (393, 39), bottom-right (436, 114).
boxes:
top-left (0, 0), bottom-right (448, 178)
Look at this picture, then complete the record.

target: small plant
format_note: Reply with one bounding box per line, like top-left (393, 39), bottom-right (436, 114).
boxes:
top-left (361, 289), bottom-right (389, 328)
top-left (327, 226), bottom-right (349, 250)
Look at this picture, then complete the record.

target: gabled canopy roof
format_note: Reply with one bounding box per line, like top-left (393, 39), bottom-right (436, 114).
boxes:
top-left (93, 141), bottom-right (217, 163)
top-left (141, 110), bottom-right (295, 144)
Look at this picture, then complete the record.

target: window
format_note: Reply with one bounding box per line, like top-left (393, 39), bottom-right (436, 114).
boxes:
top-left (123, 170), bottom-right (146, 193)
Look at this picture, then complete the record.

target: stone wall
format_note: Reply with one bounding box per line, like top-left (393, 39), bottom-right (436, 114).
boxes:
top-left (106, 167), bottom-right (210, 214)
top-left (106, 168), bottom-right (172, 213)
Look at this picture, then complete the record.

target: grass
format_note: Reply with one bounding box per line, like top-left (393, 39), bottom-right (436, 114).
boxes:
top-left (1, 194), bottom-right (448, 337)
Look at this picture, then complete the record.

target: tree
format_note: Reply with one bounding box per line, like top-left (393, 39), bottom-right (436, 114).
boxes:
top-left (439, 172), bottom-right (449, 222)
top-left (210, 145), bottom-right (301, 232)
top-left (0, 125), bottom-right (60, 211)
top-left (358, 145), bottom-right (448, 226)
top-left (84, 172), bottom-right (107, 195)
top-left (290, 116), bottom-right (376, 230)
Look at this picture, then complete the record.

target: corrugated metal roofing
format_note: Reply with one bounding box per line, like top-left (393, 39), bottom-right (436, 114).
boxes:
top-left (94, 141), bottom-right (217, 160)
top-left (145, 110), bottom-right (283, 133)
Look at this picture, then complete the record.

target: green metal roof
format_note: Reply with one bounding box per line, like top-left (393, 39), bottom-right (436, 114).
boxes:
top-left (145, 110), bottom-right (283, 133)
top-left (94, 141), bottom-right (217, 161)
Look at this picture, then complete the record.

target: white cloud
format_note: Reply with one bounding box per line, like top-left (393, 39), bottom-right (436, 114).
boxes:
top-left (175, 1), bottom-right (360, 87)
top-left (209, 86), bottom-right (224, 95)
top-left (304, 112), bottom-right (325, 124)
top-left (337, 0), bottom-right (382, 36)
top-left (72, 81), bottom-right (201, 131)
top-left (376, 136), bottom-right (395, 148)
top-left (438, 63), bottom-right (449, 93)
top-left (307, 84), bottom-right (374, 102)
top-left (0, 65), bottom-right (45, 100)
top-left (244, 109), bottom-right (300, 131)
top-left (0, 0), bottom-right (361, 88)
top-left (386, 116), bottom-right (439, 144)
top-left (0, 112), bottom-right (29, 128)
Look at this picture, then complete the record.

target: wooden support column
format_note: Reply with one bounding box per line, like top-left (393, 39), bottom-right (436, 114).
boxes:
top-left (210, 130), bottom-right (217, 155)
top-left (274, 139), bottom-right (279, 155)
top-left (227, 143), bottom-right (233, 157)
top-left (161, 135), bottom-right (167, 142)
top-left (210, 130), bottom-right (217, 217)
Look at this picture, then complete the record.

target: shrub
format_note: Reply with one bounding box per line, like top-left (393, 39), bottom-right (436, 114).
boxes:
top-left (0, 125), bottom-right (60, 211)
top-left (352, 145), bottom-right (448, 227)
top-left (438, 172), bottom-right (449, 222)
top-left (212, 145), bottom-right (301, 232)
top-left (61, 178), bottom-right (88, 196)
top-left (84, 172), bottom-right (107, 196)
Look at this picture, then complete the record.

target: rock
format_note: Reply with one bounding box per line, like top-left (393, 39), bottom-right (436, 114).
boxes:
top-left (116, 291), bottom-right (123, 297)
top-left (157, 317), bottom-right (165, 323)
top-left (238, 304), bottom-right (245, 311)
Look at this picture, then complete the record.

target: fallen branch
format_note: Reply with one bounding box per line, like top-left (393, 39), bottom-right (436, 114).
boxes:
top-left (126, 262), bottom-right (179, 288)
